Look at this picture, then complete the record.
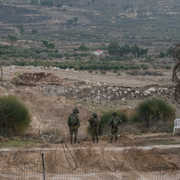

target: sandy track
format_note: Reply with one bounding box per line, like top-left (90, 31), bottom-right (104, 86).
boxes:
top-left (1, 144), bottom-right (180, 152)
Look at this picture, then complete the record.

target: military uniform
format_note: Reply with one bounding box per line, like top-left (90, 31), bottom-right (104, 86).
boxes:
top-left (109, 112), bottom-right (122, 143)
top-left (67, 108), bottom-right (81, 144)
top-left (88, 113), bottom-right (99, 143)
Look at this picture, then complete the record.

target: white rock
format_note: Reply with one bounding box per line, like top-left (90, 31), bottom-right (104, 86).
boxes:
top-left (147, 87), bottom-right (156, 92)
top-left (121, 98), bottom-right (126, 101)
top-left (73, 70), bottom-right (80, 73)
top-left (144, 90), bottom-right (151, 95)
top-left (162, 88), bottom-right (168, 91)
top-left (135, 91), bottom-right (140, 94)
top-left (124, 91), bottom-right (127, 94)
top-left (97, 82), bottom-right (101, 86)
top-left (127, 88), bottom-right (131, 92)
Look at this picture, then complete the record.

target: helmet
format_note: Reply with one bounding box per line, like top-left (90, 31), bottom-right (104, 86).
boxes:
top-left (92, 112), bottom-right (97, 117)
top-left (73, 108), bottom-right (79, 114)
top-left (113, 112), bottom-right (117, 116)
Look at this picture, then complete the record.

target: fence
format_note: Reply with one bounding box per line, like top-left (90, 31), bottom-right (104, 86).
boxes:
top-left (0, 156), bottom-right (180, 180)
top-left (0, 141), bottom-right (180, 180)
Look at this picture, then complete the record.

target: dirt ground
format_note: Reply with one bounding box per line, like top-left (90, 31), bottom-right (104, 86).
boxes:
top-left (3, 66), bottom-right (172, 87)
top-left (0, 66), bottom-right (180, 179)
top-left (0, 135), bottom-right (180, 180)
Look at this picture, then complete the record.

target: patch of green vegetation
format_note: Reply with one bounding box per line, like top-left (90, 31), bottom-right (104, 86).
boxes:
top-left (0, 140), bottom-right (34, 146)
top-left (0, 95), bottom-right (31, 134)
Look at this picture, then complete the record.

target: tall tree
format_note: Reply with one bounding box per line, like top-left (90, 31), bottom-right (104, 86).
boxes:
top-left (108, 41), bottom-right (120, 55)
top-left (131, 44), bottom-right (140, 57)
top-left (73, 17), bottom-right (78, 24)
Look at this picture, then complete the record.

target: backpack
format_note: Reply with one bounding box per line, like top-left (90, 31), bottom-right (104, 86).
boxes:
top-left (112, 117), bottom-right (119, 128)
top-left (69, 114), bottom-right (78, 126)
top-left (92, 117), bottom-right (99, 127)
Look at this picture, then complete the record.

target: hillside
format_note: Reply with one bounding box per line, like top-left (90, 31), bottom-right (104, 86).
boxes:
top-left (0, 0), bottom-right (180, 42)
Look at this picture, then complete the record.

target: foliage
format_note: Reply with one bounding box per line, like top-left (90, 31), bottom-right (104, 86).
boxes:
top-left (78, 45), bottom-right (89, 51)
top-left (68, 2), bottom-right (73, 7)
top-left (31, 0), bottom-right (38, 4)
top-left (0, 95), bottom-right (31, 134)
top-left (108, 41), bottom-right (119, 55)
top-left (0, 45), bottom-right (60, 59)
top-left (42, 41), bottom-right (55, 49)
top-left (46, 43), bottom-right (55, 49)
top-left (8, 35), bottom-right (17, 42)
top-left (56, 2), bottom-right (62, 7)
top-left (73, 17), bottom-right (78, 23)
top-left (108, 41), bottom-right (148, 57)
top-left (31, 29), bottom-right (38, 35)
top-left (67, 19), bottom-right (73, 25)
top-left (17, 25), bottom-right (24, 34)
top-left (166, 46), bottom-right (173, 57)
top-left (131, 98), bottom-right (176, 131)
top-left (41, 1), bottom-right (53, 7)
top-left (158, 52), bottom-right (165, 58)
top-left (99, 110), bottom-right (128, 135)
top-left (7, 59), bottom-right (150, 71)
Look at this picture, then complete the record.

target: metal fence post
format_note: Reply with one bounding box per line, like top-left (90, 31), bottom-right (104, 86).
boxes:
top-left (42, 153), bottom-right (46, 180)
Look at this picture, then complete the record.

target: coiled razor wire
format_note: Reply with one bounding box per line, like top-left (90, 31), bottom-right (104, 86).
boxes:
top-left (0, 50), bottom-right (3, 81)
top-left (172, 44), bottom-right (180, 105)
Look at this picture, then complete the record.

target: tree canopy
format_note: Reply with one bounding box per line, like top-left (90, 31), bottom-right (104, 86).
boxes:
top-left (108, 41), bottom-right (148, 57)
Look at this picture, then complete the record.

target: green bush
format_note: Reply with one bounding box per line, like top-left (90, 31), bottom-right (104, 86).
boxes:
top-left (99, 110), bottom-right (128, 135)
top-left (78, 45), bottom-right (89, 51)
top-left (0, 95), bottom-right (31, 134)
top-left (131, 98), bottom-right (176, 132)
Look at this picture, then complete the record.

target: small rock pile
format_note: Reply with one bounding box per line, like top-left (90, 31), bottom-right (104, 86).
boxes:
top-left (13, 72), bottom-right (68, 86)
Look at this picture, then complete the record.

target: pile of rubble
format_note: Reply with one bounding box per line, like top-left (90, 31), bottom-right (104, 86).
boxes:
top-left (39, 83), bottom-right (174, 103)
top-left (13, 72), bottom-right (68, 86)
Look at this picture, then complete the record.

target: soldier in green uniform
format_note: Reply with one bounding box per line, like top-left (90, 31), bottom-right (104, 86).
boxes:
top-left (67, 108), bottom-right (81, 144)
top-left (88, 113), bottom-right (99, 143)
top-left (109, 112), bottom-right (122, 143)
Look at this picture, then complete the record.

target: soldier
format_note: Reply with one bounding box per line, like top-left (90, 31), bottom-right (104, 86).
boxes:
top-left (109, 112), bottom-right (122, 143)
top-left (88, 113), bottom-right (99, 143)
top-left (67, 108), bottom-right (81, 144)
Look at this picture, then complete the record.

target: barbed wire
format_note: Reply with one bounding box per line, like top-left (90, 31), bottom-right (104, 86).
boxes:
top-left (0, 50), bottom-right (3, 81)
top-left (0, 135), bottom-right (180, 178)
top-left (172, 44), bottom-right (180, 105)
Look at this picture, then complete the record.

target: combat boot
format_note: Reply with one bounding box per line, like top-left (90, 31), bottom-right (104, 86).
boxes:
top-left (110, 138), bottom-right (113, 143)
top-left (96, 138), bottom-right (98, 143)
top-left (70, 137), bottom-right (73, 145)
top-left (93, 138), bottom-right (95, 143)
top-left (74, 137), bottom-right (77, 144)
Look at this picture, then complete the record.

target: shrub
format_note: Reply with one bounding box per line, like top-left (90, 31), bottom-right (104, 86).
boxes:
top-left (149, 121), bottom-right (174, 133)
top-left (99, 110), bottom-right (128, 135)
top-left (165, 66), bottom-right (171, 70)
top-left (31, 29), bottom-right (38, 35)
top-left (101, 71), bottom-right (106, 74)
top-left (78, 45), bottom-right (89, 51)
top-left (0, 95), bottom-right (31, 134)
top-left (131, 98), bottom-right (176, 132)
